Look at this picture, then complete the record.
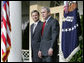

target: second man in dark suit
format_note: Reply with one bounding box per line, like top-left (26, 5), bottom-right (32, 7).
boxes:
top-left (31, 10), bottom-right (43, 62)
top-left (38, 7), bottom-right (59, 62)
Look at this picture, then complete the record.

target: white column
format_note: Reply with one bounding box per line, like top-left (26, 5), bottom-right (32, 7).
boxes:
top-left (29, 26), bottom-right (32, 62)
top-left (8, 1), bottom-right (22, 62)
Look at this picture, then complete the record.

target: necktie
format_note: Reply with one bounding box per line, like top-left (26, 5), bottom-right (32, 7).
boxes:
top-left (33, 24), bottom-right (36, 33)
top-left (41, 21), bottom-right (46, 36)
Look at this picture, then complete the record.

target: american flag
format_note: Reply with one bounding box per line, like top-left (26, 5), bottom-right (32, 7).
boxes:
top-left (1, 1), bottom-right (11, 62)
top-left (64, 1), bottom-right (69, 14)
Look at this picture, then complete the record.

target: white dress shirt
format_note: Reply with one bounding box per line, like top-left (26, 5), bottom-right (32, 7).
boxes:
top-left (33, 20), bottom-right (39, 33)
top-left (45, 16), bottom-right (51, 23)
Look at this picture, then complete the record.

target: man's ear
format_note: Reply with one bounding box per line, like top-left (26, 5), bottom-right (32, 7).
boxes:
top-left (48, 12), bottom-right (51, 16)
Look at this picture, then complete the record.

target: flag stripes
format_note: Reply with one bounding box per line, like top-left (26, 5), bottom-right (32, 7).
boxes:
top-left (1, 1), bottom-right (11, 62)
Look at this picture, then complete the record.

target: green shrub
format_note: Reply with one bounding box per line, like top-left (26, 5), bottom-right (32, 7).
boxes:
top-left (69, 15), bottom-right (83, 62)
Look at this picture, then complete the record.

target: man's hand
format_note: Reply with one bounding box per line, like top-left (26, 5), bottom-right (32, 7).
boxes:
top-left (38, 51), bottom-right (42, 58)
top-left (48, 48), bottom-right (53, 56)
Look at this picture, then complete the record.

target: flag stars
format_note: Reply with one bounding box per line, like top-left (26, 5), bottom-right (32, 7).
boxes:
top-left (69, 28), bottom-right (71, 31)
top-left (72, 27), bottom-right (74, 30)
top-left (62, 24), bottom-right (79, 32)
top-left (65, 29), bottom-right (68, 32)
top-left (74, 25), bottom-right (76, 29)
top-left (62, 29), bottom-right (64, 32)
top-left (76, 24), bottom-right (78, 27)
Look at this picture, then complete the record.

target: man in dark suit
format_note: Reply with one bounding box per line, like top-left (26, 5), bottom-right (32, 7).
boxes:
top-left (38, 7), bottom-right (59, 62)
top-left (31, 10), bottom-right (43, 62)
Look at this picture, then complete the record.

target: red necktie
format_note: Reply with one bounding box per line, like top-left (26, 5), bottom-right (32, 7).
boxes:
top-left (41, 21), bottom-right (46, 36)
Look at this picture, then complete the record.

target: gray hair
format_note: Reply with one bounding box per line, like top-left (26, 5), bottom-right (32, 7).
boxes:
top-left (41, 7), bottom-right (50, 13)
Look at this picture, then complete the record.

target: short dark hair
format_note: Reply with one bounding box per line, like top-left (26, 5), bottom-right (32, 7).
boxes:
top-left (31, 10), bottom-right (40, 16)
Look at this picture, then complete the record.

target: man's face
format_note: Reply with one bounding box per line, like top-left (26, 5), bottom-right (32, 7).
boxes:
top-left (41, 8), bottom-right (50, 20)
top-left (31, 12), bottom-right (39, 22)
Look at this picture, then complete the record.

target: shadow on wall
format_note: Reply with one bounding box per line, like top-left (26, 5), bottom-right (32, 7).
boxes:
top-left (22, 22), bottom-right (29, 50)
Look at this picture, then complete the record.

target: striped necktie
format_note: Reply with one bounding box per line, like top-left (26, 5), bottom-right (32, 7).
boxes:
top-left (33, 24), bottom-right (36, 33)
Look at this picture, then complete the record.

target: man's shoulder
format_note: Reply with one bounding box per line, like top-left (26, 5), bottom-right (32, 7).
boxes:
top-left (49, 17), bottom-right (59, 27)
top-left (31, 23), bottom-right (34, 27)
top-left (53, 19), bottom-right (58, 23)
top-left (50, 16), bottom-right (58, 23)
top-left (51, 17), bottom-right (58, 21)
top-left (31, 22), bottom-right (34, 25)
top-left (39, 20), bottom-right (43, 25)
top-left (39, 20), bottom-right (43, 23)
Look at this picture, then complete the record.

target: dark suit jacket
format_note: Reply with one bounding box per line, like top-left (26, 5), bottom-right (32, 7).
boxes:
top-left (31, 21), bottom-right (43, 56)
top-left (39, 16), bottom-right (59, 56)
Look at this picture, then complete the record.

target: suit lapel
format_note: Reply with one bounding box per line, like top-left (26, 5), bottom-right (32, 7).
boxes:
top-left (31, 24), bottom-right (34, 38)
top-left (43, 17), bottom-right (53, 35)
top-left (33, 21), bottom-right (41, 36)
top-left (45, 16), bottom-right (53, 27)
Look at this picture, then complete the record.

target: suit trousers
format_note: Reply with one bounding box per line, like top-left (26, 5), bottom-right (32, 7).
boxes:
top-left (42, 56), bottom-right (52, 62)
top-left (32, 55), bottom-right (42, 62)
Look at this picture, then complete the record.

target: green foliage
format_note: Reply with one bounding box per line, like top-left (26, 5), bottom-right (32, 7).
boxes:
top-left (69, 15), bottom-right (83, 62)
